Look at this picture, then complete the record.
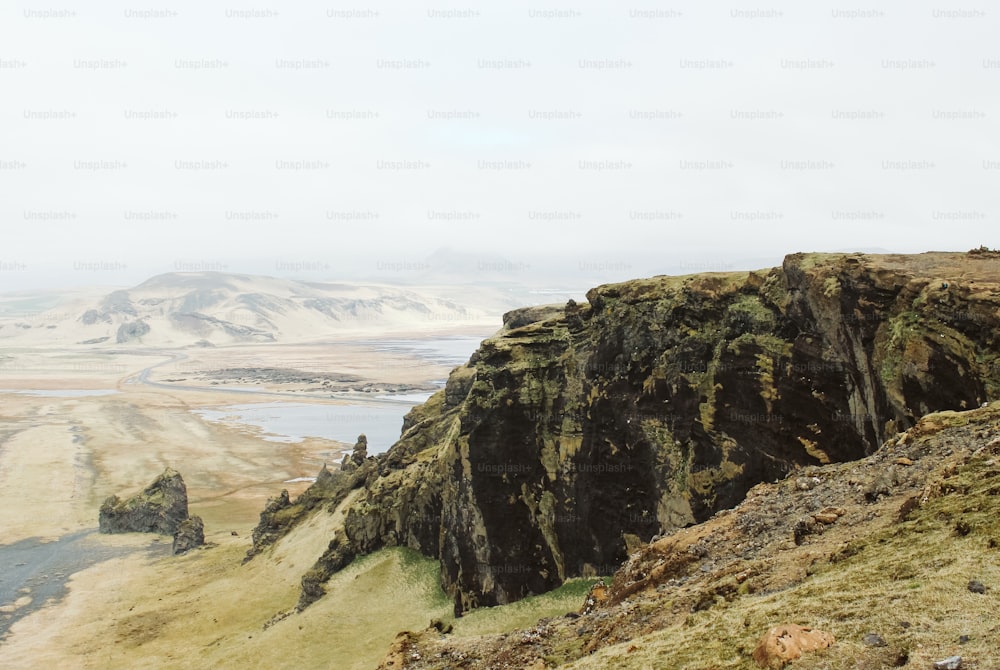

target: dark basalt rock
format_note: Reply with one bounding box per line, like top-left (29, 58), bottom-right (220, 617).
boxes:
top-left (173, 515), bottom-right (205, 554)
top-left (244, 458), bottom-right (376, 563)
top-left (244, 489), bottom-right (292, 561)
top-left (99, 467), bottom-right (189, 535)
top-left (351, 434), bottom-right (368, 466)
top-left (272, 252), bottom-right (1000, 614)
top-left (298, 535), bottom-right (355, 610)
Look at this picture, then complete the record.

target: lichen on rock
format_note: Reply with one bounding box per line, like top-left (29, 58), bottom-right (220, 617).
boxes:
top-left (172, 515), bottom-right (205, 554)
top-left (99, 467), bottom-right (189, 535)
top-left (255, 252), bottom-right (1000, 616)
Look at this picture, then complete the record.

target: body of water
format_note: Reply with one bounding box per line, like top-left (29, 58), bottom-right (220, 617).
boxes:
top-left (0, 336), bottom-right (486, 637)
top-left (193, 400), bottom-right (419, 454)
top-left (191, 334), bottom-right (486, 453)
top-left (0, 531), bottom-right (163, 639)
top-left (363, 335), bottom-right (484, 367)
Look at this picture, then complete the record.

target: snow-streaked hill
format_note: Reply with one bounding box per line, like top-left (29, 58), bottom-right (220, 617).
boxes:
top-left (0, 272), bottom-right (518, 347)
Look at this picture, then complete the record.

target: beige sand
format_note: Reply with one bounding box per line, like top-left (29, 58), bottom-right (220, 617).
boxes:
top-left (0, 334), bottom-right (488, 667)
top-left (0, 337), bottom-right (480, 544)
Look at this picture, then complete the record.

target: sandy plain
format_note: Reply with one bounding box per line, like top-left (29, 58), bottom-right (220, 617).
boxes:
top-left (0, 330), bottom-right (491, 668)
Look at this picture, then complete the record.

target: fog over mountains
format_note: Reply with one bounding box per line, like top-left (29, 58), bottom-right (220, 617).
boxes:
top-left (0, 270), bottom-right (534, 347)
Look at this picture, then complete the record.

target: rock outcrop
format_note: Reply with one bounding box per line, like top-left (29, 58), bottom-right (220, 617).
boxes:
top-left (298, 536), bottom-right (356, 610)
top-left (341, 434), bottom-right (369, 473)
top-left (245, 489), bottom-right (292, 560)
top-left (266, 251), bottom-right (1000, 615)
top-left (99, 467), bottom-right (190, 535)
top-left (172, 515), bottom-right (205, 554)
top-left (351, 434), bottom-right (368, 466)
top-left (374, 401), bottom-right (1000, 668)
top-left (244, 458), bottom-right (377, 563)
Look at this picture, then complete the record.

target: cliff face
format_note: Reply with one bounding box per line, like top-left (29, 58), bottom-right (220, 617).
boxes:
top-left (99, 467), bottom-right (190, 535)
top-left (378, 401), bottom-right (1000, 669)
top-left (302, 252), bottom-right (1000, 614)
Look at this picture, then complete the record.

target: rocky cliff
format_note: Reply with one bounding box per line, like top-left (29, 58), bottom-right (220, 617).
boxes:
top-left (99, 467), bottom-right (190, 535)
top-left (380, 401), bottom-right (1000, 669)
top-left (262, 251), bottom-right (1000, 615)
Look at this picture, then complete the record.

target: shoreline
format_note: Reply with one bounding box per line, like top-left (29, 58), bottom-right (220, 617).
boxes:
top-left (0, 531), bottom-right (165, 641)
top-left (0, 329), bottom-right (489, 664)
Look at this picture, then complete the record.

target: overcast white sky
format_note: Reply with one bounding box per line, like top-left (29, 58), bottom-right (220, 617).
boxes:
top-left (1, 0), bottom-right (998, 291)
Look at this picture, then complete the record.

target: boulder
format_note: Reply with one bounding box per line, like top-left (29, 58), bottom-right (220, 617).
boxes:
top-left (173, 515), bottom-right (205, 554)
top-left (862, 632), bottom-right (887, 647)
top-left (99, 467), bottom-right (189, 535)
top-left (752, 624), bottom-right (835, 669)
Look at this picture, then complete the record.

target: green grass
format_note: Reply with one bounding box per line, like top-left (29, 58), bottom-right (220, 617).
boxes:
top-left (450, 578), bottom-right (601, 638)
top-left (568, 447), bottom-right (1000, 669)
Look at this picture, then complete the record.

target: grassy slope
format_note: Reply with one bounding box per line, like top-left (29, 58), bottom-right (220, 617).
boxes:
top-left (382, 404), bottom-right (1000, 669)
top-left (2, 509), bottom-right (599, 670)
top-left (451, 579), bottom-right (598, 638)
top-left (573, 469), bottom-right (1000, 669)
top-left (575, 413), bottom-right (1000, 669)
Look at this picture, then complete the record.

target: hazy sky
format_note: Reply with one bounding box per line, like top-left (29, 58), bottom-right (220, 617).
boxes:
top-left (1, 1), bottom-right (998, 290)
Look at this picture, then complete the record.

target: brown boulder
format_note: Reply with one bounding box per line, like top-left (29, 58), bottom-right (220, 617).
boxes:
top-left (752, 624), bottom-right (835, 669)
top-left (813, 507), bottom-right (846, 524)
top-left (580, 579), bottom-right (608, 615)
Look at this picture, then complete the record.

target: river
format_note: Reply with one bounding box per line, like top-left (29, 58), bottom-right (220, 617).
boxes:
top-left (186, 335), bottom-right (482, 454)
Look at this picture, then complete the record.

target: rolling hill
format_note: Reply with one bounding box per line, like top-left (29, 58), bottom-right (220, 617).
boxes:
top-left (0, 272), bottom-right (521, 347)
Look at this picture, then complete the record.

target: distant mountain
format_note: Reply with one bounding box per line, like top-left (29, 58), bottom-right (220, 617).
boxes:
top-left (0, 272), bottom-right (520, 347)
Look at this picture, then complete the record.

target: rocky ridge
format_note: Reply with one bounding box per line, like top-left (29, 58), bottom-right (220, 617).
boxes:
top-left (250, 251), bottom-right (1000, 618)
top-left (376, 402), bottom-right (1000, 668)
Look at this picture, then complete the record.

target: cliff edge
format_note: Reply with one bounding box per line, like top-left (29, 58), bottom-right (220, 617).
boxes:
top-left (255, 251), bottom-right (1000, 615)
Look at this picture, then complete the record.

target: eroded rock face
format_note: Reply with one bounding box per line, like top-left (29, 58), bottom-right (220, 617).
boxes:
top-left (245, 489), bottom-right (292, 560)
top-left (173, 515), bottom-right (205, 554)
top-left (376, 402), bottom-right (1000, 668)
top-left (298, 535), bottom-right (355, 610)
top-left (244, 460), bottom-right (376, 565)
top-left (99, 467), bottom-right (189, 535)
top-left (281, 252), bottom-right (1000, 614)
